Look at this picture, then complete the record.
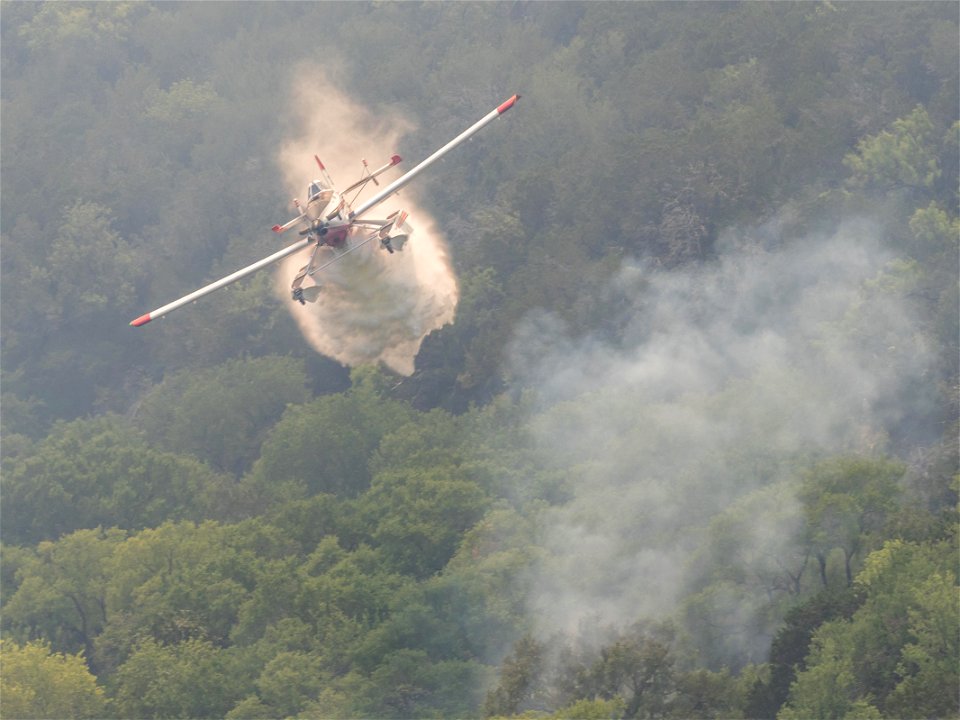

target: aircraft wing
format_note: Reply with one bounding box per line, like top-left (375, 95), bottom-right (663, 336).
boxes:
top-left (129, 94), bottom-right (519, 327)
top-left (129, 238), bottom-right (312, 326)
top-left (349, 94), bottom-right (519, 220)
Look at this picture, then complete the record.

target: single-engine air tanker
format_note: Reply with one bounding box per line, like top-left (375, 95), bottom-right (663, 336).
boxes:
top-left (129, 94), bottom-right (520, 326)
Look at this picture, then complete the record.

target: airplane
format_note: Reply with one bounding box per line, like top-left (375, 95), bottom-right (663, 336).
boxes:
top-left (129, 94), bottom-right (520, 327)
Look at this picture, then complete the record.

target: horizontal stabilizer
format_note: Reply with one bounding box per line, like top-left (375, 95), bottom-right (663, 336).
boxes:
top-left (273, 212), bottom-right (306, 234)
top-left (342, 154), bottom-right (404, 196)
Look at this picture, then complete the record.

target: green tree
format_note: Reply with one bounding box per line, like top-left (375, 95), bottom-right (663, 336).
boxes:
top-left (777, 628), bottom-right (878, 720)
top-left (295, 544), bottom-right (412, 634)
top-left (259, 493), bottom-right (350, 556)
top-left (1, 414), bottom-right (230, 545)
top-left (244, 378), bottom-right (413, 501)
top-left (2, 528), bottom-right (126, 669)
top-left (112, 637), bottom-right (246, 719)
top-left (229, 557), bottom-right (305, 648)
top-left (368, 407), bottom-right (466, 477)
top-left (549, 697), bottom-right (626, 720)
top-left (104, 521), bottom-right (252, 652)
top-left (686, 57), bottom-right (787, 224)
top-left (780, 539), bottom-right (958, 718)
top-left (359, 466), bottom-right (489, 578)
top-left (356, 649), bottom-right (490, 719)
top-left (744, 585), bottom-right (864, 719)
top-left (798, 457), bottom-right (903, 586)
top-left (906, 202), bottom-right (960, 377)
top-left (844, 106), bottom-right (941, 193)
top-left (134, 355), bottom-right (310, 475)
top-left (0, 639), bottom-right (107, 720)
top-left (669, 668), bottom-right (742, 719)
top-left (884, 570), bottom-right (960, 717)
top-left (254, 650), bottom-right (327, 718)
top-left (403, 266), bottom-right (511, 411)
top-left (584, 627), bottom-right (676, 720)
top-left (43, 201), bottom-right (141, 327)
top-left (1, 202), bottom-right (146, 421)
top-left (225, 694), bottom-right (274, 719)
top-left (684, 481), bottom-right (813, 668)
top-left (15, 3), bottom-right (138, 53)
top-left (437, 507), bottom-right (541, 663)
top-left (143, 78), bottom-right (223, 164)
top-left (908, 200), bottom-right (959, 260)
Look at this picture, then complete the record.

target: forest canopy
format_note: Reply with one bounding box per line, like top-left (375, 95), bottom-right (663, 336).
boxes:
top-left (1, 2), bottom-right (957, 718)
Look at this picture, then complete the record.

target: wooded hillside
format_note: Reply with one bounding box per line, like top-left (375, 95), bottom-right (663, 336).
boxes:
top-left (2, 3), bottom-right (957, 718)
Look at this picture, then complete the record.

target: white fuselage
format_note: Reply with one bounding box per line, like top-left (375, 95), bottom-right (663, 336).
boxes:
top-left (304, 182), bottom-right (336, 221)
top-left (305, 183), bottom-right (351, 247)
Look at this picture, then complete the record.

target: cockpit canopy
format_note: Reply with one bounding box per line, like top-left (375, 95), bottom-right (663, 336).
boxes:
top-left (307, 180), bottom-right (333, 204)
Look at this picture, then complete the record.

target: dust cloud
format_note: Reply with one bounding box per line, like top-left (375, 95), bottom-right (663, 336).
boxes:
top-left (507, 218), bottom-right (933, 666)
top-left (274, 70), bottom-right (458, 375)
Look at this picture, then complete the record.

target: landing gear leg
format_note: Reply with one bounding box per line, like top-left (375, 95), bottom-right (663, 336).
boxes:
top-left (291, 263), bottom-right (309, 304)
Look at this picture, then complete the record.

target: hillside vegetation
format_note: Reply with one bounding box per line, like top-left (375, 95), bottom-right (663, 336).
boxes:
top-left (1, 3), bottom-right (957, 718)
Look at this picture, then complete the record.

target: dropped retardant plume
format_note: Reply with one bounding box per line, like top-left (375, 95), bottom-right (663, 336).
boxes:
top-left (507, 218), bottom-right (934, 666)
top-left (275, 70), bottom-right (458, 375)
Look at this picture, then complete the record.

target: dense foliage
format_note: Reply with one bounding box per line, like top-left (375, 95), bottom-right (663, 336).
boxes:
top-left (2, 3), bottom-right (957, 718)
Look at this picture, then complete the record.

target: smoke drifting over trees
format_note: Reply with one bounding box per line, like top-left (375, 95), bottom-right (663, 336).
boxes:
top-left (512, 219), bottom-right (937, 665)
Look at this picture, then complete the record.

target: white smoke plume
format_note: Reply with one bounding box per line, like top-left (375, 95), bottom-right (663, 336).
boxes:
top-left (275, 69), bottom-right (458, 375)
top-left (508, 218), bottom-right (932, 666)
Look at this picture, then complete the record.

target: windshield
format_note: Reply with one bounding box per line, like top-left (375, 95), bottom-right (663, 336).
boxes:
top-left (308, 181), bottom-right (329, 199)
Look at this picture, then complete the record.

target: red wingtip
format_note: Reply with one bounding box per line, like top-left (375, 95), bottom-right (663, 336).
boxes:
top-left (314, 155), bottom-right (325, 171)
top-left (272, 225), bottom-right (284, 233)
top-left (497, 94), bottom-right (520, 114)
top-left (130, 313), bottom-right (152, 327)
top-left (390, 154), bottom-right (402, 165)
